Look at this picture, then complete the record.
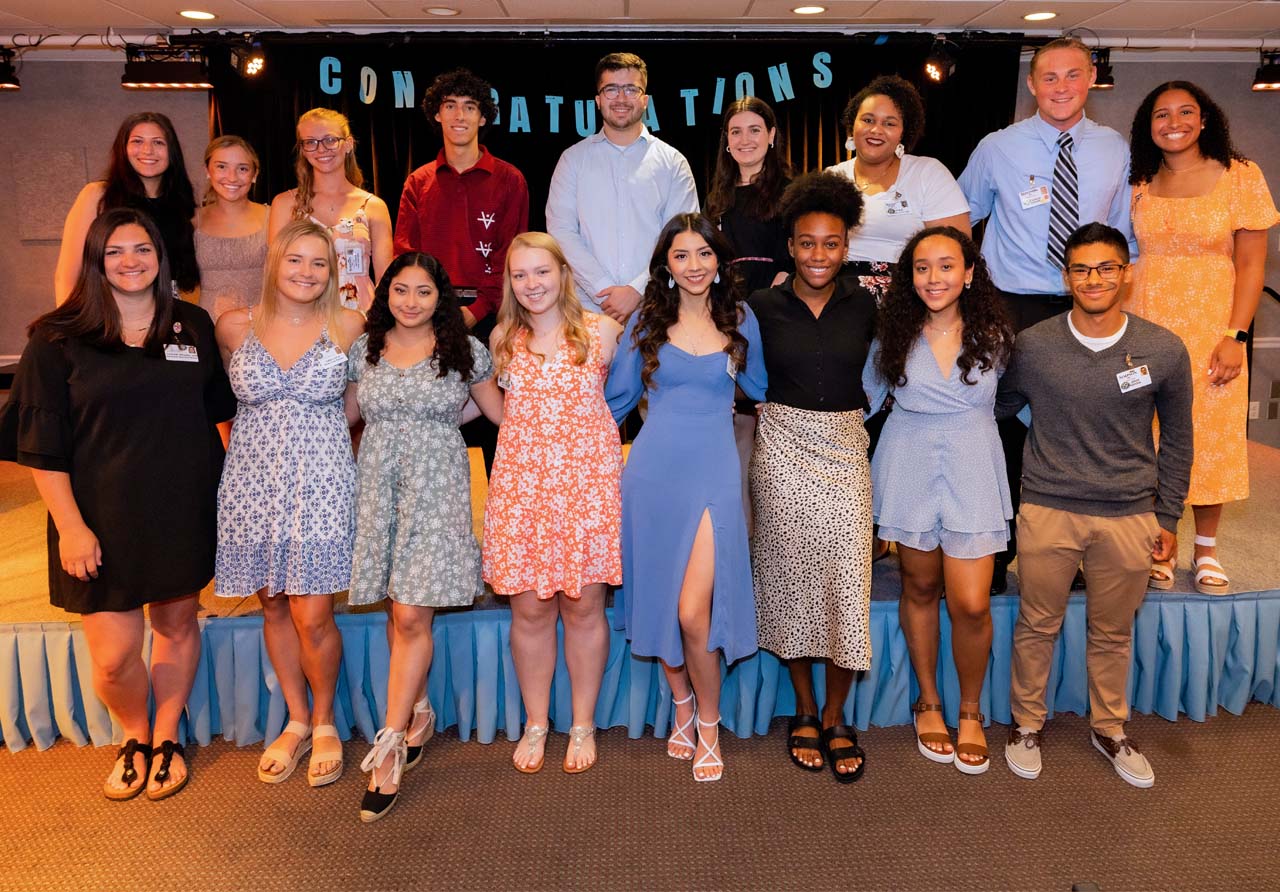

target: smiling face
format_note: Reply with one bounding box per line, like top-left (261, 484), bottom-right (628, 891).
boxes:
top-left (911, 234), bottom-right (972, 317)
top-left (507, 245), bottom-right (565, 318)
top-left (788, 212), bottom-right (847, 295)
top-left (852, 94), bottom-right (904, 165)
top-left (667, 230), bottom-right (718, 298)
top-left (1150, 88), bottom-right (1204, 158)
top-left (1064, 240), bottom-right (1131, 318)
top-left (297, 118), bottom-right (349, 173)
top-left (387, 264), bottom-right (439, 330)
top-left (207, 144), bottom-right (256, 204)
top-left (434, 94), bottom-right (486, 150)
top-left (595, 67), bottom-right (648, 135)
top-left (126, 122), bottom-right (170, 184)
top-left (725, 110), bottom-right (776, 180)
top-left (1027, 46), bottom-right (1095, 131)
top-left (276, 233), bottom-right (331, 306)
top-left (103, 223), bottom-right (160, 299)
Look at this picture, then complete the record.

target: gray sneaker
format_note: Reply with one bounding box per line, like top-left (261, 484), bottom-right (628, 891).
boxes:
top-left (1091, 731), bottom-right (1154, 788)
top-left (1005, 726), bottom-right (1042, 779)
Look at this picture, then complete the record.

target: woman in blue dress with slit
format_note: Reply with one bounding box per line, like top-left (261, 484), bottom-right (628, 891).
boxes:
top-left (606, 213), bottom-right (767, 783)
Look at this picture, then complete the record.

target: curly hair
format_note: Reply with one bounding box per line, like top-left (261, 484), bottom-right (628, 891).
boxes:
top-left (779, 171), bottom-right (864, 234)
top-left (1128, 81), bottom-right (1247, 185)
top-left (705, 96), bottom-right (792, 224)
top-left (290, 108), bottom-right (364, 221)
top-left (841, 74), bottom-right (926, 153)
top-left (633, 213), bottom-right (747, 391)
top-left (420, 68), bottom-right (499, 137)
top-left (364, 252), bottom-right (475, 381)
top-left (492, 232), bottom-right (592, 380)
top-left (875, 226), bottom-right (1012, 388)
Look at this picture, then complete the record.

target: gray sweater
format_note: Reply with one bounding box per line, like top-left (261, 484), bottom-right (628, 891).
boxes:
top-left (995, 313), bottom-right (1193, 532)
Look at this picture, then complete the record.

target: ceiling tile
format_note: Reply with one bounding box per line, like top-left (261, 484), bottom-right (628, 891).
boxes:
top-left (1, 0), bottom-right (168, 29)
top-left (1181, 1), bottom-right (1280, 29)
top-left (367, 0), bottom-right (508, 18)
top-left (502, 0), bottom-right (626, 16)
top-left (627, 0), bottom-right (749, 18)
top-left (743, 1), bottom-right (878, 21)
top-left (965, 1), bottom-right (1124, 29)
top-left (237, 0), bottom-right (386, 27)
top-left (1076, 1), bottom-right (1248, 30)
top-left (863, 1), bottom-right (1000, 28)
top-left (97, 0), bottom-right (280, 28)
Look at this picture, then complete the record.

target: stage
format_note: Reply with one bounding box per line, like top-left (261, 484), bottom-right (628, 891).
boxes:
top-left (2, 443), bottom-right (1278, 753)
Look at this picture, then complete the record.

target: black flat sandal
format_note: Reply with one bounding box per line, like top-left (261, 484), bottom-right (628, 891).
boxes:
top-left (104, 738), bottom-right (152, 801)
top-left (820, 723), bottom-right (866, 784)
top-left (146, 741), bottom-right (188, 801)
top-left (787, 714), bottom-right (824, 772)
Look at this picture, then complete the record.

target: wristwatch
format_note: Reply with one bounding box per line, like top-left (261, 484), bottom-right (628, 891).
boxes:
top-left (1224, 328), bottom-right (1248, 343)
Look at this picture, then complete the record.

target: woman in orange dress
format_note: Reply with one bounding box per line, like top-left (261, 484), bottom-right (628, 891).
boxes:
top-left (483, 232), bottom-right (624, 774)
top-left (1127, 81), bottom-right (1279, 594)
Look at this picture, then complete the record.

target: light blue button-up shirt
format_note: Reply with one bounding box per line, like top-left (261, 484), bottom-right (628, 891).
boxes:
top-left (959, 114), bottom-right (1135, 295)
top-left (546, 127), bottom-right (699, 310)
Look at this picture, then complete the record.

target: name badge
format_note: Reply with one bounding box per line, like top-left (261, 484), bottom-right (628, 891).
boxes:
top-left (164, 343), bottom-right (199, 362)
top-left (342, 244), bottom-right (366, 276)
top-left (1019, 185), bottom-right (1051, 210)
top-left (317, 347), bottom-right (348, 370)
top-left (1116, 365), bottom-right (1153, 393)
top-left (726, 354), bottom-right (738, 381)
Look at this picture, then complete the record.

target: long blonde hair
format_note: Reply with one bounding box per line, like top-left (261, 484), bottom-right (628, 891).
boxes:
top-left (201, 134), bottom-right (260, 206)
top-left (256, 220), bottom-right (350, 349)
top-left (492, 232), bottom-right (592, 379)
top-left (291, 108), bottom-right (364, 220)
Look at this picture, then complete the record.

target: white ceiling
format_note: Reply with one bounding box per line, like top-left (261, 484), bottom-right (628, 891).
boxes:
top-left (0, 0), bottom-right (1276, 39)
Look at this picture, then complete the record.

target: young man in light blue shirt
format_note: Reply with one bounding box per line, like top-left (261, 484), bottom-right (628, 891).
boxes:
top-left (959, 37), bottom-right (1136, 591)
top-left (546, 52), bottom-right (699, 322)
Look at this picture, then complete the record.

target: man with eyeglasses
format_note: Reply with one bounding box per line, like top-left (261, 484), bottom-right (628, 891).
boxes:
top-left (546, 52), bottom-right (698, 322)
top-left (958, 37), bottom-right (1136, 593)
top-left (996, 222), bottom-right (1192, 789)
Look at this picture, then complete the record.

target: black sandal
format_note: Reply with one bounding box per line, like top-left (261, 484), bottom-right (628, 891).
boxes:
top-left (820, 723), bottom-right (866, 784)
top-left (787, 714), bottom-right (824, 772)
top-left (104, 738), bottom-right (152, 801)
top-left (146, 740), bottom-right (188, 801)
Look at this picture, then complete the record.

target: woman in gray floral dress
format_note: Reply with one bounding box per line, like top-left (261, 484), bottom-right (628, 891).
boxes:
top-left (344, 252), bottom-right (503, 822)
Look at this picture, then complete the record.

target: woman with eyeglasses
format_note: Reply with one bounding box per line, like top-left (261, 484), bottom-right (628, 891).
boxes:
top-left (269, 108), bottom-right (393, 313)
top-left (1126, 81), bottom-right (1278, 595)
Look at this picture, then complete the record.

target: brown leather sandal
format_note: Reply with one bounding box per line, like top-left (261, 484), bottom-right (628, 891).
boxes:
top-left (954, 704), bottom-right (990, 775)
top-left (912, 701), bottom-right (954, 764)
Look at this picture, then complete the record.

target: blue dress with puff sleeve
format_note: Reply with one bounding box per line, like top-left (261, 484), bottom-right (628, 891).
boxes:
top-left (605, 304), bottom-right (768, 666)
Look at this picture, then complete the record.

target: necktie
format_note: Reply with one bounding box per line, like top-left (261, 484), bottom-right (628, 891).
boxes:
top-left (1047, 132), bottom-right (1078, 270)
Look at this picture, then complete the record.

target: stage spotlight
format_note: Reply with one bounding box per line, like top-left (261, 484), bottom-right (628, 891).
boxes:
top-left (231, 39), bottom-right (265, 78)
top-left (1091, 48), bottom-right (1115, 90)
top-left (924, 39), bottom-right (956, 84)
top-left (1253, 50), bottom-right (1280, 92)
top-left (0, 49), bottom-right (19, 90)
top-left (121, 45), bottom-right (212, 90)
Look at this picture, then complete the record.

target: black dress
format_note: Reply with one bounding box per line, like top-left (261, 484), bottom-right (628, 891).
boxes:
top-left (0, 301), bottom-right (235, 613)
top-left (721, 183), bottom-right (792, 296)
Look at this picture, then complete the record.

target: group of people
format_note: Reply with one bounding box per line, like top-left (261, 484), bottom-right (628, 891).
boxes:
top-left (0, 39), bottom-right (1276, 820)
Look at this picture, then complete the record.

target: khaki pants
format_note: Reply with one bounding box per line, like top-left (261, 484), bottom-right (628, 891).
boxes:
top-left (1010, 503), bottom-right (1159, 736)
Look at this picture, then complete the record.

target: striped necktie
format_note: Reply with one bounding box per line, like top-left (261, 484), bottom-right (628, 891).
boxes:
top-left (1047, 132), bottom-right (1078, 270)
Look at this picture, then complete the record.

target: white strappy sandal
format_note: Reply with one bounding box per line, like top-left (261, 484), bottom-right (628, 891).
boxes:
top-left (667, 692), bottom-right (696, 761)
top-left (693, 714), bottom-right (724, 782)
top-left (1192, 535), bottom-right (1230, 595)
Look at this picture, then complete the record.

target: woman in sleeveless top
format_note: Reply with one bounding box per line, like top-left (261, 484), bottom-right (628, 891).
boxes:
top-left (194, 135), bottom-right (269, 322)
top-left (269, 108), bottom-right (393, 313)
top-left (214, 219), bottom-right (365, 789)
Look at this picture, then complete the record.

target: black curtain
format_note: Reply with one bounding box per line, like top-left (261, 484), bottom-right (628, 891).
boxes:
top-left (207, 32), bottom-right (1023, 230)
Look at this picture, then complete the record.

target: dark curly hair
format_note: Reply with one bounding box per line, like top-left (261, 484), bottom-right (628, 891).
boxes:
top-left (875, 226), bottom-right (1012, 388)
top-left (1129, 81), bottom-right (1246, 185)
top-left (364, 252), bottom-right (476, 381)
top-left (633, 213), bottom-right (747, 391)
top-left (705, 96), bottom-right (792, 224)
top-left (421, 68), bottom-right (499, 137)
top-left (779, 171), bottom-right (864, 234)
top-left (842, 74), bottom-right (926, 153)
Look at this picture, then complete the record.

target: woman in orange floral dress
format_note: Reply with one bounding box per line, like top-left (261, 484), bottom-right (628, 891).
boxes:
top-left (483, 232), bottom-right (624, 775)
top-left (1128, 81), bottom-right (1279, 594)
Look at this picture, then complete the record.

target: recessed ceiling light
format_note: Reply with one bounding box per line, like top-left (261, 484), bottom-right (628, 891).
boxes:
top-left (179, 9), bottom-right (217, 19)
top-left (426, 5), bottom-right (460, 14)
top-left (1023, 11), bottom-right (1057, 21)
top-left (792, 5), bottom-right (826, 14)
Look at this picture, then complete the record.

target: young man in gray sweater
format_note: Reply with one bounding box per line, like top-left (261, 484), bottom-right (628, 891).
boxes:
top-left (996, 222), bottom-right (1193, 788)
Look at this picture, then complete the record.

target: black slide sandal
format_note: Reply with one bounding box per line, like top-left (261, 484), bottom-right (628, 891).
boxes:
top-left (820, 723), bottom-right (866, 784)
top-left (787, 714), bottom-right (825, 772)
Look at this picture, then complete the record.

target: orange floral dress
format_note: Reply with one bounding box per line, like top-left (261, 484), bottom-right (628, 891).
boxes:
top-left (482, 314), bottom-right (623, 599)
top-left (1128, 160), bottom-right (1280, 505)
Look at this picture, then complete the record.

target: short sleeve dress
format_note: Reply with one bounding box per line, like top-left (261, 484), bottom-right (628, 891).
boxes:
top-left (0, 301), bottom-right (234, 613)
top-left (1129, 160), bottom-right (1280, 505)
top-left (348, 333), bottom-right (492, 608)
top-left (483, 314), bottom-right (623, 600)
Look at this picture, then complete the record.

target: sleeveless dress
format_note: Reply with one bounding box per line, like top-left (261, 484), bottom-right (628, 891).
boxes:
top-left (348, 333), bottom-right (493, 607)
top-left (194, 223), bottom-right (268, 322)
top-left (605, 307), bottom-right (768, 666)
top-left (483, 315), bottom-right (623, 600)
top-left (1128, 160), bottom-right (1280, 505)
top-left (312, 195), bottom-right (376, 313)
top-left (215, 319), bottom-right (355, 597)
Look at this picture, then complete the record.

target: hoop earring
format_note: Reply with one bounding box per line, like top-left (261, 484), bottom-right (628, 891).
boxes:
top-left (964, 280), bottom-right (972, 290)
top-left (894, 143), bottom-right (905, 159)
top-left (726, 145), bottom-right (732, 153)
top-left (769, 141), bottom-right (774, 148)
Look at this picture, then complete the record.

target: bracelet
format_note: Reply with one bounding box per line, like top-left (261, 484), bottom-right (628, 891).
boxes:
top-left (1223, 328), bottom-right (1248, 343)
